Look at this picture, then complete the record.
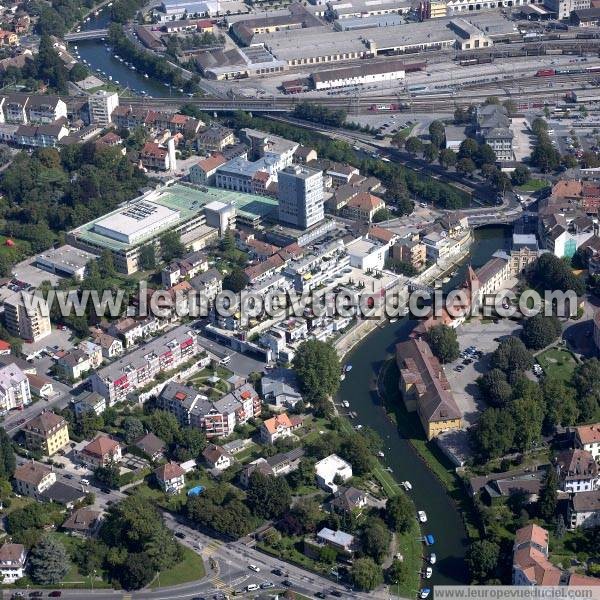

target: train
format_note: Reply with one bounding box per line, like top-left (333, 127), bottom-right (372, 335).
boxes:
top-left (535, 65), bottom-right (600, 77)
top-left (368, 102), bottom-right (411, 111)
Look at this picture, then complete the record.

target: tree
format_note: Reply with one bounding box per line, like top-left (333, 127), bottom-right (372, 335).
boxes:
top-left (538, 467), bottom-right (558, 521)
top-left (29, 536), bottom-right (70, 584)
top-left (98, 249), bottom-right (116, 278)
top-left (171, 427), bottom-right (206, 462)
top-left (120, 552), bottom-right (155, 590)
top-left (510, 396), bottom-right (543, 452)
top-left (292, 340), bottom-right (340, 407)
top-left (246, 471), bottom-right (291, 519)
top-left (529, 253), bottom-right (585, 296)
top-left (466, 540), bottom-right (500, 582)
top-left (123, 417), bottom-right (145, 444)
top-left (456, 157), bottom-right (476, 176)
top-left (542, 377), bottom-right (578, 430)
top-left (531, 141), bottom-right (560, 172)
top-left (351, 557), bottom-right (383, 591)
top-left (471, 408), bottom-right (516, 461)
top-left (521, 314), bottom-right (562, 350)
top-left (95, 460), bottom-right (121, 489)
top-left (428, 120), bottom-right (446, 149)
top-left (372, 208), bottom-right (393, 223)
top-left (423, 143), bottom-right (439, 164)
top-left (458, 138), bottom-right (479, 160)
top-left (223, 267), bottom-right (249, 294)
top-left (147, 410), bottom-right (180, 445)
top-left (139, 245), bottom-right (156, 271)
top-left (361, 516), bottom-right (391, 564)
top-left (511, 165), bottom-right (530, 186)
top-left (475, 144), bottom-right (497, 168)
top-left (426, 324), bottom-right (459, 363)
top-left (491, 337), bottom-right (533, 376)
top-left (69, 62), bottom-right (89, 82)
top-left (477, 369), bottom-right (512, 407)
top-left (160, 231), bottom-right (185, 262)
top-left (405, 137), bottom-right (423, 156)
top-left (385, 493), bottom-right (413, 533)
top-left (386, 558), bottom-right (410, 589)
top-left (531, 118), bottom-right (549, 137)
top-left (439, 148), bottom-right (457, 169)
top-left (0, 427), bottom-right (15, 479)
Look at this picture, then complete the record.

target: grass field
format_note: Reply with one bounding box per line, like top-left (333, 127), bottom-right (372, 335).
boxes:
top-left (517, 178), bottom-right (550, 193)
top-left (537, 347), bottom-right (578, 383)
top-left (151, 545), bottom-right (206, 588)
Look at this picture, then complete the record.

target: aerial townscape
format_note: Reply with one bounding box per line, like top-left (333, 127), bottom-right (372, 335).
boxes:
top-left (0, 0), bottom-right (599, 597)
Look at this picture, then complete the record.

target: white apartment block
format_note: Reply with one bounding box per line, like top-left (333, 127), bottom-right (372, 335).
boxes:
top-left (0, 363), bottom-right (31, 415)
top-left (88, 91), bottom-right (120, 126)
top-left (4, 292), bottom-right (51, 342)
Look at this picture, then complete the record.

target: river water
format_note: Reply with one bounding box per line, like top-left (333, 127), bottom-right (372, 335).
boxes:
top-left (338, 225), bottom-right (511, 589)
top-left (72, 9), bottom-right (176, 97)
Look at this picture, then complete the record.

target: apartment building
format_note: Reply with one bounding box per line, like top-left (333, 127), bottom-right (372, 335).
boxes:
top-left (90, 326), bottom-right (198, 405)
top-left (0, 362), bottom-right (31, 414)
top-left (24, 411), bottom-right (69, 456)
top-left (87, 90), bottom-right (119, 126)
top-left (0, 94), bottom-right (67, 124)
top-left (4, 291), bottom-right (51, 342)
top-left (158, 382), bottom-right (210, 427)
top-left (13, 461), bottom-right (57, 498)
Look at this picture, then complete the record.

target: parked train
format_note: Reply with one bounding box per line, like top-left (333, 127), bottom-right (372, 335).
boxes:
top-left (368, 102), bottom-right (411, 111)
top-left (535, 65), bottom-right (600, 77)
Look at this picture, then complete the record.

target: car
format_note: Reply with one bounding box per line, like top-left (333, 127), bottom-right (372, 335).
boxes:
top-left (101, 488), bottom-right (111, 494)
top-left (315, 593), bottom-right (328, 598)
top-left (272, 568), bottom-right (284, 576)
top-left (331, 592), bottom-right (343, 597)
top-left (246, 584), bottom-right (260, 592)
top-left (463, 359), bottom-right (472, 365)
top-left (49, 593), bottom-right (62, 598)
top-left (260, 581), bottom-right (275, 589)
top-left (175, 532), bottom-right (186, 539)
top-left (418, 510), bottom-right (428, 523)
top-left (29, 593), bottom-right (44, 599)
top-left (248, 564), bottom-right (260, 572)
top-left (64, 474), bottom-right (73, 479)
top-left (282, 580), bottom-right (293, 587)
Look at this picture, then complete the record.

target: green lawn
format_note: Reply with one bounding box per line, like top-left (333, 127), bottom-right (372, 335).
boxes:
top-left (517, 178), bottom-right (550, 193)
top-left (151, 544), bottom-right (206, 588)
top-left (537, 348), bottom-right (578, 383)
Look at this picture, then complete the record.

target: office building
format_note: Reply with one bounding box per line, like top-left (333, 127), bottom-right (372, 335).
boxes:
top-left (278, 165), bottom-right (324, 229)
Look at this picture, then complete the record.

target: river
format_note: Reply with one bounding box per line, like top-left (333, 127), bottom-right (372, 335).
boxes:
top-left (338, 225), bottom-right (511, 589)
top-left (71, 9), bottom-right (177, 97)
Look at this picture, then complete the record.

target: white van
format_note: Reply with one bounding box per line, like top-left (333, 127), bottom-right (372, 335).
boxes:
top-left (220, 354), bottom-right (231, 365)
top-left (247, 584), bottom-right (259, 592)
top-left (81, 478), bottom-right (90, 486)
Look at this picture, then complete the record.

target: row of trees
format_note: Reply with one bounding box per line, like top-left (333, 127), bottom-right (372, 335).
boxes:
top-left (292, 103), bottom-right (348, 128)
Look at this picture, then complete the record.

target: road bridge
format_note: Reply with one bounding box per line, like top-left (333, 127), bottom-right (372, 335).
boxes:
top-left (65, 29), bottom-right (108, 41)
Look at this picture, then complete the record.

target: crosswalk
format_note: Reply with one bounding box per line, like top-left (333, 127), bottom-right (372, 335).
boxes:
top-left (200, 538), bottom-right (223, 558)
top-left (122, 594), bottom-right (132, 600)
top-left (209, 574), bottom-right (234, 594)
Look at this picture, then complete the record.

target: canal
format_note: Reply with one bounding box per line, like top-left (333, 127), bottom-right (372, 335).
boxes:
top-left (71, 9), bottom-right (175, 97)
top-left (338, 225), bottom-right (511, 589)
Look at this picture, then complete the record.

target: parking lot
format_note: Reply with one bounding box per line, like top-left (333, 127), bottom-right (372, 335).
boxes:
top-left (445, 318), bottom-right (522, 426)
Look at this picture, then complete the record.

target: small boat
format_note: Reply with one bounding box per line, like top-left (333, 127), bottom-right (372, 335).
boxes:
top-left (108, 2), bottom-right (113, 5)
top-left (345, 365), bottom-right (352, 372)
top-left (390, 318), bottom-right (398, 323)
top-left (423, 567), bottom-right (433, 579)
top-left (442, 277), bottom-right (450, 283)
top-left (377, 451), bottom-right (385, 458)
top-left (418, 511), bottom-right (428, 523)
top-left (420, 588), bottom-right (431, 599)
top-left (402, 480), bottom-right (413, 491)
top-left (340, 374), bottom-right (345, 381)
top-left (424, 534), bottom-right (435, 546)
top-left (144, 73), bottom-right (149, 78)
top-left (385, 466), bottom-right (392, 473)
top-left (342, 401), bottom-right (349, 408)
top-left (428, 553), bottom-right (436, 565)
top-left (354, 424), bottom-right (363, 430)
top-left (94, 10), bottom-right (99, 15)
top-left (108, 75), bottom-right (112, 81)
top-left (73, 44), bottom-right (78, 49)
top-left (105, 47), bottom-right (110, 52)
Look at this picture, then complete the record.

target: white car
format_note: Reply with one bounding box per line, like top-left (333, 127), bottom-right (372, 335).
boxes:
top-left (247, 584), bottom-right (260, 591)
top-left (418, 511), bottom-right (428, 523)
top-left (248, 564), bottom-right (260, 572)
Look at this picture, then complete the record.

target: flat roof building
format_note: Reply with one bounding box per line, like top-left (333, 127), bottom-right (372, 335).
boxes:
top-left (35, 245), bottom-right (96, 280)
